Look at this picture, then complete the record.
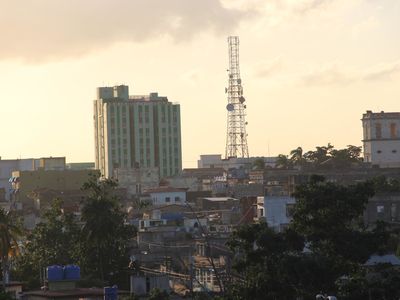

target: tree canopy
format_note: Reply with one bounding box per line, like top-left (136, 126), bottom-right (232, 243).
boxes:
top-left (225, 178), bottom-right (397, 299)
top-left (14, 175), bottom-right (135, 289)
top-left (276, 144), bottom-right (363, 170)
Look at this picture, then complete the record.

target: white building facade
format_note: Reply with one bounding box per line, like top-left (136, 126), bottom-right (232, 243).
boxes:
top-left (144, 187), bottom-right (186, 206)
top-left (257, 195), bottom-right (296, 232)
top-left (362, 111), bottom-right (400, 168)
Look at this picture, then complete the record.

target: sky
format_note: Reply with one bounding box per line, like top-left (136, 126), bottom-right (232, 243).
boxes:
top-left (0, 0), bottom-right (399, 167)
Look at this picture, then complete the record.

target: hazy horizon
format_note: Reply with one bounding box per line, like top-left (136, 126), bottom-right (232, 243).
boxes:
top-left (1, 0), bottom-right (399, 167)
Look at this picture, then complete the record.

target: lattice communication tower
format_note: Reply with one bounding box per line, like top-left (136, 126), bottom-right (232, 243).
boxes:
top-left (225, 36), bottom-right (249, 159)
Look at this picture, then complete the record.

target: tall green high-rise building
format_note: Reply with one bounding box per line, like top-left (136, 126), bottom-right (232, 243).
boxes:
top-left (94, 85), bottom-right (182, 179)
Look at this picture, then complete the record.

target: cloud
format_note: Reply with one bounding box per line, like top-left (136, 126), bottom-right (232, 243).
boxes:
top-left (0, 0), bottom-right (344, 63)
top-left (289, 0), bottom-right (334, 14)
top-left (363, 61), bottom-right (400, 81)
top-left (0, 0), bottom-right (249, 62)
top-left (253, 57), bottom-right (284, 78)
top-left (302, 65), bottom-right (357, 86)
top-left (301, 60), bottom-right (400, 86)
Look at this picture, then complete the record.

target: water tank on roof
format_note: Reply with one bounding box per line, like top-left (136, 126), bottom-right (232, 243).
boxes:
top-left (47, 265), bottom-right (63, 281)
top-left (64, 265), bottom-right (80, 280)
top-left (104, 286), bottom-right (118, 300)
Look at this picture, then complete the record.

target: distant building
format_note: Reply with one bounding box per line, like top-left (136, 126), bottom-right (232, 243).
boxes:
top-left (94, 85), bottom-right (182, 179)
top-left (114, 167), bottom-right (159, 197)
top-left (362, 110), bottom-right (400, 167)
top-left (11, 169), bottom-right (95, 205)
top-left (143, 187), bottom-right (187, 206)
top-left (257, 195), bottom-right (296, 232)
top-left (198, 154), bottom-right (277, 170)
top-left (0, 157), bottom-right (65, 201)
top-left (66, 162), bottom-right (95, 170)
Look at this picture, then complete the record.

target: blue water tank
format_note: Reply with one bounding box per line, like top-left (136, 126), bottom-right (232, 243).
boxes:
top-left (104, 286), bottom-right (118, 300)
top-left (47, 265), bottom-right (63, 281)
top-left (64, 265), bottom-right (80, 280)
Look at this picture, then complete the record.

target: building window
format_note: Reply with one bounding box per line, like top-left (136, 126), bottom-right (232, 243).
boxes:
top-left (165, 197), bottom-right (170, 203)
top-left (391, 123), bottom-right (397, 138)
top-left (377, 150), bottom-right (382, 154)
top-left (377, 205), bottom-right (384, 213)
top-left (175, 196), bottom-right (180, 202)
top-left (375, 123), bottom-right (382, 139)
top-left (393, 150), bottom-right (397, 153)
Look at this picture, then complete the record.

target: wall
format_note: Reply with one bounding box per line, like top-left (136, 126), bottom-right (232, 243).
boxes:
top-left (263, 196), bottom-right (296, 232)
top-left (149, 191), bottom-right (186, 206)
top-left (114, 167), bottom-right (159, 196)
top-left (12, 169), bottom-right (95, 204)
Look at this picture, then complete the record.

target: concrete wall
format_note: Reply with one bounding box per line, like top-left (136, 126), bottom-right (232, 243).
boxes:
top-left (12, 169), bottom-right (95, 204)
top-left (149, 191), bottom-right (186, 206)
top-left (114, 167), bottom-right (159, 196)
top-left (0, 157), bottom-right (65, 201)
top-left (263, 196), bottom-right (296, 232)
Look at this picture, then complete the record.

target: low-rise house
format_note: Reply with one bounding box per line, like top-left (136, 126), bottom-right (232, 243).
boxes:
top-left (258, 195), bottom-right (296, 232)
top-left (144, 187), bottom-right (187, 206)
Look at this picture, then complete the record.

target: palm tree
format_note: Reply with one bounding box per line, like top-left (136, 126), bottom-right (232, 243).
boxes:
top-left (275, 154), bottom-right (292, 169)
top-left (289, 147), bottom-right (305, 167)
top-left (0, 209), bottom-right (22, 287)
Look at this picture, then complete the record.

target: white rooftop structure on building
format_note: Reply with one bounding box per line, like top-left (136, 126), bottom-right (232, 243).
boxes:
top-left (362, 110), bottom-right (400, 168)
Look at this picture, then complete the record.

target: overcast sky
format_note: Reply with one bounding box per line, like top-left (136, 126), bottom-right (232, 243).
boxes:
top-left (1, 0), bottom-right (399, 166)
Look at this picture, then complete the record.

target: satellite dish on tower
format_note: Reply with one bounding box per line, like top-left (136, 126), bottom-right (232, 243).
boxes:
top-left (239, 96), bottom-right (245, 103)
top-left (226, 103), bottom-right (234, 111)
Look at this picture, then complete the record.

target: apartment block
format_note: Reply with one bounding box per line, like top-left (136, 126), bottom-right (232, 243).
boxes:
top-left (94, 85), bottom-right (182, 178)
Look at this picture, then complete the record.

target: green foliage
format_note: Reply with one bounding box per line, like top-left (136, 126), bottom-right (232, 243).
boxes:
top-left (277, 144), bottom-right (363, 170)
top-left (15, 175), bottom-right (136, 289)
top-left (371, 175), bottom-right (400, 193)
top-left (0, 208), bottom-right (23, 288)
top-left (275, 154), bottom-right (292, 169)
top-left (13, 199), bottom-right (80, 288)
top-left (227, 178), bottom-right (394, 299)
top-left (148, 288), bottom-right (169, 300)
top-left (79, 175), bottom-right (136, 288)
top-left (291, 178), bottom-right (379, 263)
top-left (337, 265), bottom-right (400, 300)
top-left (0, 290), bottom-right (13, 300)
top-left (120, 294), bottom-right (140, 300)
top-left (252, 158), bottom-right (265, 170)
top-left (226, 224), bottom-right (309, 299)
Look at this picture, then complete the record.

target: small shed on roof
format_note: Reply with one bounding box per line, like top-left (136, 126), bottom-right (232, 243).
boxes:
top-left (365, 254), bottom-right (400, 266)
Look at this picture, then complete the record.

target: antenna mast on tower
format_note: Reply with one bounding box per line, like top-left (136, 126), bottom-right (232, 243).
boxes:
top-left (225, 36), bottom-right (249, 159)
